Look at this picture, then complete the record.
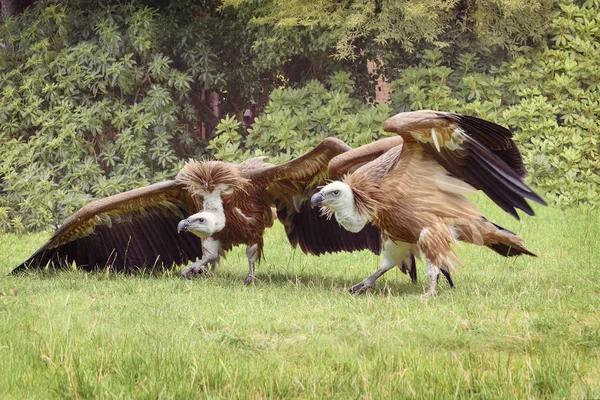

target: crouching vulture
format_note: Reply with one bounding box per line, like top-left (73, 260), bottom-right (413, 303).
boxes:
top-left (13, 138), bottom-right (382, 284)
top-left (311, 110), bottom-right (547, 296)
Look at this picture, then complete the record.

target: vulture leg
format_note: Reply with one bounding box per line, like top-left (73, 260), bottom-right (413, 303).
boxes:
top-left (180, 238), bottom-right (221, 279)
top-left (349, 240), bottom-right (412, 294)
top-left (418, 226), bottom-right (457, 296)
top-left (424, 259), bottom-right (441, 297)
top-left (244, 243), bottom-right (259, 285)
top-left (439, 270), bottom-right (455, 288)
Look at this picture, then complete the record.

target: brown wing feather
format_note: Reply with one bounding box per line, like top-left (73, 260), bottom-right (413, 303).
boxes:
top-left (241, 138), bottom-right (352, 185)
top-left (351, 143), bottom-right (405, 185)
top-left (277, 201), bottom-right (382, 256)
top-left (343, 144), bottom-right (406, 221)
top-left (242, 138), bottom-right (382, 255)
top-left (328, 136), bottom-right (404, 177)
top-left (12, 181), bottom-right (203, 273)
top-left (383, 110), bottom-right (546, 219)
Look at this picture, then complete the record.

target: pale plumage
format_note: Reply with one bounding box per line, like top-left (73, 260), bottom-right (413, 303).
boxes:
top-left (312, 110), bottom-right (546, 295)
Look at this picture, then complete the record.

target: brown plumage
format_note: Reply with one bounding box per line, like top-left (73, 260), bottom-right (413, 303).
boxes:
top-left (13, 138), bottom-right (381, 282)
top-left (175, 138), bottom-right (382, 283)
top-left (12, 181), bottom-right (204, 273)
top-left (312, 110), bottom-right (546, 295)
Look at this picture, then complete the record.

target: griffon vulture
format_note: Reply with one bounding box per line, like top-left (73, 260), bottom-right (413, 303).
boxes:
top-left (310, 110), bottom-right (546, 296)
top-left (13, 138), bottom-right (381, 283)
top-left (172, 138), bottom-right (382, 283)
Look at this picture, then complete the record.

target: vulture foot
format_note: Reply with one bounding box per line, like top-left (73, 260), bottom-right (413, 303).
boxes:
top-left (348, 281), bottom-right (373, 294)
top-left (180, 261), bottom-right (214, 280)
top-left (422, 276), bottom-right (438, 297)
top-left (244, 274), bottom-right (255, 285)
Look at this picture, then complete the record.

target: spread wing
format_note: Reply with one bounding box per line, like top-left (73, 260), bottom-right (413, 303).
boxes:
top-left (351, 143), bottom-right (406, 185)
top-left (277, 201), bottom-right (382, 256)
top-left (383, 110), bottom-right (546, 219)
top-left (328, 136), bottom-right (404, 178)
top-left (241, 137), bottom-right (352, 188)
top-left (12, 181), bottom-right (203, 273)
top-left (243, 138), bottom-right (382, 255)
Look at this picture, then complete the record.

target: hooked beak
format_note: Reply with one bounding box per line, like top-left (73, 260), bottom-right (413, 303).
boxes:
top-left (177, 219), bottom-right (190, 233)
top-left (310, 192), bottom-right (323, 208)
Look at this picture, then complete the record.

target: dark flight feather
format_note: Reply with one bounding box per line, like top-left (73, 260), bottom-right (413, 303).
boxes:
top-left (12, 181), bottom-right (203, 274)
top-left (279, 201), bottom-right (382, 256)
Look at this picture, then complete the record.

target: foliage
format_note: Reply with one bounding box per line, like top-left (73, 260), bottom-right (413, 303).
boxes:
top-left (388, 1), bottom-right (600, 208)
top-left (209, 72), bottom-right (392, 165)
top-left (223, 0), bottom-right (555, 98)
top-left (0, 1), bottom-right (225, 231)
top-left (0, 0), bottom-right (594, 234)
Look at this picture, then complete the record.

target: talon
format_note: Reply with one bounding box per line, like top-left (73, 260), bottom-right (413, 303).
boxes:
top-left (348, 282), bottom-right (371, 294)
top-left (180, 270), bottom-right (194, 279)
top-left (193, 268), bottom-right (213, 278)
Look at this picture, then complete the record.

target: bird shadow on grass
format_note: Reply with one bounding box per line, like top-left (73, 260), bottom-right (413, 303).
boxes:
top-left (6, 265), bottom-right (441, 297)
top-left (256, 270), bottom-right (428, 297)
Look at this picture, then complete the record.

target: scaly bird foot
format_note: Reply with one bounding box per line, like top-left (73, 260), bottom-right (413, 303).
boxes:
top-left (180, 271), bottom-right (192, 280)
top-left (180, 263), bottom-right (213, 280)
top-left (348, 281), bottom-right (373, 294)
top-left (421, 286), bottom-right (437, 298)
top-left (192, 267), bottom-right (213, 278)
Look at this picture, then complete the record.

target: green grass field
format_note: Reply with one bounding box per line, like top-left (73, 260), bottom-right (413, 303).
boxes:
top-left (1, 196), bottom-right (598, 399)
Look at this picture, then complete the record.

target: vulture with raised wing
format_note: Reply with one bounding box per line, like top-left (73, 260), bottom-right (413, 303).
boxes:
top-left (173, 138), bottom-right (382, 283)
top-left (311, 110), bottom-right (546, 296)
top-left (13, 138), bottom-right (382, 284)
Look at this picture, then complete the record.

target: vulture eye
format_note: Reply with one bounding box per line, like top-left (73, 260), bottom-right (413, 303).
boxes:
top-left (333, 190), bottom-right (340, 196)
top-left (199, 218), bottom-right (205, 223)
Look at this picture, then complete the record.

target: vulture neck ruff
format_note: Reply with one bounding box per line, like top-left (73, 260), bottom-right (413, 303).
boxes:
top-left (334, 203), bottom-right (369, 233)
top-left (202, 189), bottom-right (226, 233)
top-left (327, 183), bottom-right (370, 233)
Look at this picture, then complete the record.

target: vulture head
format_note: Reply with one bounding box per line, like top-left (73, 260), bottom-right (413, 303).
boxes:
top-left (310, 182), bottom-right (354, 210)
top-left (310, 182), bottom-right (368, 233)
top-left (177, 211), bottom-right (225, 239)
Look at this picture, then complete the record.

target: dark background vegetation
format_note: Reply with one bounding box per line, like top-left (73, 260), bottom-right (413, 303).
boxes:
top-left (1, 0), bottom-right (598, 232)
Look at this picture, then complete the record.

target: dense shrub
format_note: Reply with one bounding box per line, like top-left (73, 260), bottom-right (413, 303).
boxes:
top-left (0, 0), bottom-right (596, 234)
top-left (388, 0), bottom-right (600, 208)
top-left (225, 0), bottom-right (554, 96)
top-left (208, 72), bottom-right (392, 165)
top-left (0, 1), bottom-right (223, 231)
top-left (209, 1), bottom-right (599, 209)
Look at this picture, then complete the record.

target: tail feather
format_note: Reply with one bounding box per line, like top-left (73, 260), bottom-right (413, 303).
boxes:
top-left (485, 219), bottom-right (536, 257)
top-left (488, 242), bottom-right (536, 257)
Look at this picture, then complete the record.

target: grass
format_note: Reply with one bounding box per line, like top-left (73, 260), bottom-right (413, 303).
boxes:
top-left (1, 195), bottom-right (599, 399)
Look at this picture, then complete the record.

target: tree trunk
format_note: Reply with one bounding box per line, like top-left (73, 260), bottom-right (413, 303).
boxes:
top-left (1, 0), bottom-right (17, 17)
top-left (1, 0), bottom-right (34, 18)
